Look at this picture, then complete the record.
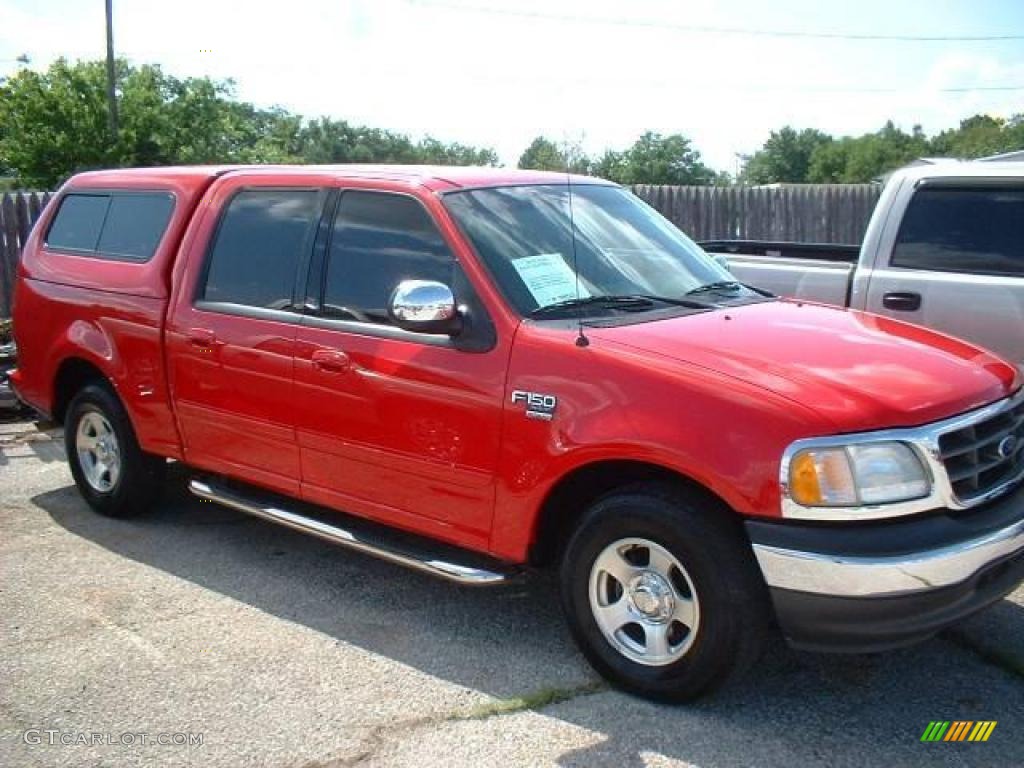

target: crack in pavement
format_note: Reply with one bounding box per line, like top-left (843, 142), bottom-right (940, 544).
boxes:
top-left (295, 681), bottom-right (608, 768)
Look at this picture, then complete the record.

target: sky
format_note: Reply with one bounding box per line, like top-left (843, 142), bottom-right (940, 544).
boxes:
top-left (2, 0), bottom-right (1023, 172)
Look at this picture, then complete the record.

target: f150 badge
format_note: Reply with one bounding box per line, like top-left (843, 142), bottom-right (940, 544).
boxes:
top-left (511, 390), bottom-right (557, 421)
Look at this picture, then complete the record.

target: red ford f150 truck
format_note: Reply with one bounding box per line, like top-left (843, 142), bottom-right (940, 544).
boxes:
top-left (11, 165), bottom-right (1024, 701)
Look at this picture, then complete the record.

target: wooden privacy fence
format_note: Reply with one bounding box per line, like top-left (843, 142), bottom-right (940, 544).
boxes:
top-left (1, 192), bottom-right (52, 318)
top-left (0, 184), bottom-right (881, 318)
top-left (631, 184), bottom-right (881, 244)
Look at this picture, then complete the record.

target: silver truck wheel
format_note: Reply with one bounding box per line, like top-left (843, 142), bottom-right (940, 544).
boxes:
top-left (589, 537), bottom-right (700, 666)
top-left (560, 483), bottom-right (771, 701)
top-left (65, 383), bottom-right (165, 517)
top-left (75, 410), bottom-right (122, 492)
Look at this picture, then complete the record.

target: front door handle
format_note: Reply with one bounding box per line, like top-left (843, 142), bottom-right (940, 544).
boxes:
top-left (882, 291), bottom-right (922, 312)
top-left (187, 328), bottom-right (220, 348)
top-left (311, 348), bottom-right (352, 373)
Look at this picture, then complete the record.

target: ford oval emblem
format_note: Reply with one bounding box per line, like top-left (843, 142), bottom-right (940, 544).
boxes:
top-left (997, 435), bottom-right (1018, 460)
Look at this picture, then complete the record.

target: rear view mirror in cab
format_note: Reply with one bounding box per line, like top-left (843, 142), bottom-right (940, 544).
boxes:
top-left (712, 253), bottom-right (732, 272)
top-left (388, 279), bottom-right (462, 335)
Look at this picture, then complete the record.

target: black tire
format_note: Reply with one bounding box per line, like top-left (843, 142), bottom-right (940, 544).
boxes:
top-left (560, 482), bottom-right (771, 702)
top-left (64, 383), bottom-right (166, 518)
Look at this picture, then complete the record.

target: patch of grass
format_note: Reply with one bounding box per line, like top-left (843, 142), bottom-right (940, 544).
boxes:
top-left (457, 680), bottom-right (607, 721)
top-left (944, 629), bottom-right (1024, 679)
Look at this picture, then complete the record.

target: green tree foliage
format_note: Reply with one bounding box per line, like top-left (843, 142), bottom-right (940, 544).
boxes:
top-left (746, 117), bottom-right (1024, 185)
top-left (0, 59), bottom-right (498, 188)
top-left (295, 120), bottom-right (498, 166)
top-left (596, 132), bottom-right (717, 185)
top-left (5, 58), bottom-right (1023, 190)
top-left (517, 136), bottom-right (589, 173)
top-left (520, 133), bottom-right (716, 184)
top-left (518, 136), bottom-right (566, 170)
top-left (414, 136), bottom-right (499, 166)
top-left (0, 59), bottom-right (117, 187)
top-left (741, 127), bottom-right (832, 184)
top-left (806, 122), bottom-right (929, 183)
top-left (929, 114), bottom-right (1024, 159)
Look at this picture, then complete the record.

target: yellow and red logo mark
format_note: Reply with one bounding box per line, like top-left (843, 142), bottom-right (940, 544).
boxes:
top-left (921, 721), bottom-right (997, 742)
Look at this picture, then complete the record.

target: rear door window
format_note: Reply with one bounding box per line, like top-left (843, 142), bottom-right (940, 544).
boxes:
top-left (891, 186), bottom-right (1024, 277)
top-left (46, 192), bottom-right (174, 261)
top-left (200, 188), bottom-right (323, 310)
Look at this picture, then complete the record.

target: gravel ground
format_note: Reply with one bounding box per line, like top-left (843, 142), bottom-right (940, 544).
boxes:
top-left (1, 417), bottom-right (1022, 768)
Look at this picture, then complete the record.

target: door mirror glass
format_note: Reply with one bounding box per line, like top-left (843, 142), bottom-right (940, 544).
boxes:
top-left (388, 280), bottom-right (460, 335)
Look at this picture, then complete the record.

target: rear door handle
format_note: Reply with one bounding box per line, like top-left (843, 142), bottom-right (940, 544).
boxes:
top-left (311, 348), bottom-right (352, 373)
top-left (882, 292), bottom-right (921, 312)
top-left (187, 328), bottom-right (220, 348)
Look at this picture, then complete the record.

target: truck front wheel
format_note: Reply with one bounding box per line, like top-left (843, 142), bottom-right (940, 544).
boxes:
top-left (560, 483), bottom-right (770, 702)
top-left (65, 383), bottom-right (166, 518)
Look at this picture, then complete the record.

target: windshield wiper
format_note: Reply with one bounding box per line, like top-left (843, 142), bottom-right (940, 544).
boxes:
top-left (529, 294), bottom-right (713, 319)
top-left (629, 294), bottom-right (718, 309)
top-left (686, 280), bottom-right (775, 298)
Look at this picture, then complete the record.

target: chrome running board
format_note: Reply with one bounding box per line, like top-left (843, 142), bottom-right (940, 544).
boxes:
top-left (189, 478), bottom-right (517, 586)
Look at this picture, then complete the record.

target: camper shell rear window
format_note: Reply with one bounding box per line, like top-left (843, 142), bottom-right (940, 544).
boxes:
top-left (45, 190), bottom-right (175, 262)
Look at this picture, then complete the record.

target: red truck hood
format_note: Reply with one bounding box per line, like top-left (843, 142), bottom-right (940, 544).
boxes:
top-left (587, 301), bottom-right (1019, 432)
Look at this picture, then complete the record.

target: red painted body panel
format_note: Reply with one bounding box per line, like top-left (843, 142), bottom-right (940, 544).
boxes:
top-left (12, 167), bottom-right (223, 458)
top-left (11, 278), bottom-right (183, 458)
top-left (13, 165), bottom-right (1021, 567)
top-left (487, 303), bottom-right (1020, 560)
top-left (488, 320), bottom-right (834, 560)
top-left (585, 301), bottom-right (1018, 432)
top-left (19, 167), bottom-right (224, 299)
top-left (290, 179), bottom-right (512, 552)
top-left (163, 172), bottom-right (310, 497)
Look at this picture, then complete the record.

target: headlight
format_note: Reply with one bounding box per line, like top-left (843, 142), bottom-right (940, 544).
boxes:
top-left (787, 441), bottom-right (930, 507)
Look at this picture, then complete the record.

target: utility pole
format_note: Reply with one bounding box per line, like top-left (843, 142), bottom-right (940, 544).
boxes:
top-left (104, 0), bottom-right (118, 141)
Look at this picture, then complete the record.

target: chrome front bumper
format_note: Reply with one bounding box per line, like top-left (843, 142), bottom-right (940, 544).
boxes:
top-left (752, 514), bottom-right (1024, 598)
top-left (746, 480), bottom-right (1024, 651)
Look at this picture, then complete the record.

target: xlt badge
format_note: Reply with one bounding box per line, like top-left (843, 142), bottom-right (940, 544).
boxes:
top-left (511, 390), bottom-right (557, 421)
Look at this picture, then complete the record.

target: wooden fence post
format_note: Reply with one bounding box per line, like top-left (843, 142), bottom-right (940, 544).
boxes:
top-left (630, 184), bottom-right (879, 244)
top-left (0, 191), bottom-right (54, 318)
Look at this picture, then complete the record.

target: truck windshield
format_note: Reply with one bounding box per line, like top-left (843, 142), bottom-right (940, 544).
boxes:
top-left (443, 184), bottom-right (739, 317)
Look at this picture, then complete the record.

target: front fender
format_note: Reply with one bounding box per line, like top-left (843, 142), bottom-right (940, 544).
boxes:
top-left (489, 323), bottom-right (831, 562)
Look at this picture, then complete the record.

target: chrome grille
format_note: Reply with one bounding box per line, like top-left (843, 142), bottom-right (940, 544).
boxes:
top-left (939, 396), bottom-right (1024, 503)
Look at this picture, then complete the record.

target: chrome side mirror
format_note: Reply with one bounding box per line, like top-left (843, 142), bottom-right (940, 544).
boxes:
top-left (388, 280), bottom-right (461, 335)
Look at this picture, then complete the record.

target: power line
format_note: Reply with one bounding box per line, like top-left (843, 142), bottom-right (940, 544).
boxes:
top-left (938, 85), bottom-right (1024, 92)
top-left (412, 1), bottom-right (1024, 42)
top-left (361, 63), bottom-right (1024, 93)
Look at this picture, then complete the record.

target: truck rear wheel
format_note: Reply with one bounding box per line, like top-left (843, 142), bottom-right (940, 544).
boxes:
top-left (65, 383), bottom-right (166, 518)
top-left (560, 483), bottom-right (770, 702)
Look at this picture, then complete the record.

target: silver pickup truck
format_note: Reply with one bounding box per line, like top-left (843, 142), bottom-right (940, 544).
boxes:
top-left (708, 163), bottom-right (1024, 367)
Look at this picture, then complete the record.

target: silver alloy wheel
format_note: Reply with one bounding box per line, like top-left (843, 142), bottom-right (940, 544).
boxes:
top-left (588, 537), bottom-right (700, 666)
top-left (75, 410), bottom-right (121, 493)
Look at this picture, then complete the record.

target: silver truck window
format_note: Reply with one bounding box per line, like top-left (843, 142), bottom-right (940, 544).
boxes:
top-left (891, 187), bottom-right (1024, 277)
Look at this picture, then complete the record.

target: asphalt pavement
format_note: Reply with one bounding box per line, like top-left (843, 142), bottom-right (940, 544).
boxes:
top-left (1, 416), bottom-right (1022, 767)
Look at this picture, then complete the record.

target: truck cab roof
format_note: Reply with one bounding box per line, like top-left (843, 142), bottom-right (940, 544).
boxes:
top-left (66, 164), bottom-right (610, 194)
top-left (892, 160), bottom-right (1024, 184)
